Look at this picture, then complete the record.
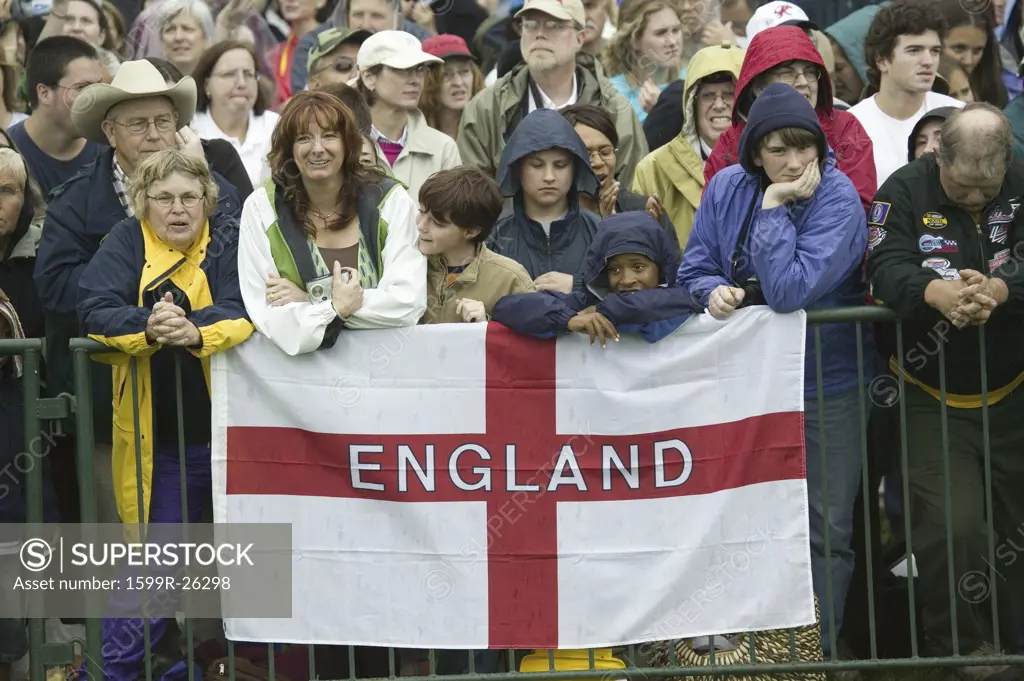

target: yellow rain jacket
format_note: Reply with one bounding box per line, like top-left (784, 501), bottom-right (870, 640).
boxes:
top-left (632, 44), bottom-right (745, 250)
top-left (78, 213), bottom-right (253, 526)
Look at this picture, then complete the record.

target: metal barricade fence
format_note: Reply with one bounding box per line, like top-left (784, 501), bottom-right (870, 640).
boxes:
top-left (5, 306), bottom-right (1024, 680)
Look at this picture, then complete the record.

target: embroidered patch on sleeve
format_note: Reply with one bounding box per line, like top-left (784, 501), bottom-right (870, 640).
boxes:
top-left (869, 201), bottom-right (891, 226)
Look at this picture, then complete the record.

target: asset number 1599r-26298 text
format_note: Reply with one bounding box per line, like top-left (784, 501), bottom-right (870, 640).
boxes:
top-left (125, 576), bottom-right (230, 591)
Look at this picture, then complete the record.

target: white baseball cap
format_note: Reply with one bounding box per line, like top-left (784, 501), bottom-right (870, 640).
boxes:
top-left (356, 31), bottom-right (443, 71)
top-left (743, 1), bottom-right (817, 43)
top-left (514, 0), bottom-right (587, 28)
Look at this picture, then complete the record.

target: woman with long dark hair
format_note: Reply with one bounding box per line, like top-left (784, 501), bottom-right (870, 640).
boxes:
top-left (938, 0), bottom-right (1008, 106)
top-left (236, 90), bottom-right (426, 356)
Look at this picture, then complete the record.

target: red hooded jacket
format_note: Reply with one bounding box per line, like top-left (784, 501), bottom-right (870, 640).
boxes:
top-left (704, 26), bottom-right (877, 213)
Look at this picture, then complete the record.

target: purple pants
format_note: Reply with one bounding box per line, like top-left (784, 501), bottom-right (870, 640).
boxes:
top-left (90, 444), bottom-right (211, 681)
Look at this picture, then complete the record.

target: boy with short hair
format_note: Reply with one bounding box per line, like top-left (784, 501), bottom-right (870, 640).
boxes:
top-left (417, 167), bottom-right (536, 324)
top-left (492, 212), bottom-right (700, 346)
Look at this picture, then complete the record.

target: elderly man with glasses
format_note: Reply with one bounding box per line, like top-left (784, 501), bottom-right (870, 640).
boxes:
top-left (33, 59), bottom-right (242, 527)
top-left (703, 24), bottom-right (878, 214)
top-left (457, 0), bottom-right (647, 188)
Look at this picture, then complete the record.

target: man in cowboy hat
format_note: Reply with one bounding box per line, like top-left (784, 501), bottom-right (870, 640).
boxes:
top-left (32, 59), bottom-right (242, 528)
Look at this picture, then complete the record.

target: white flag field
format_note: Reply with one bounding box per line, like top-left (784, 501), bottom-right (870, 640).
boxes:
top-left (211, 307), bottom-right (815, 649)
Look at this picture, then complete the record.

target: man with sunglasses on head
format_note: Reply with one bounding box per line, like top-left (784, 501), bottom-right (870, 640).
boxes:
top-left (306, 26), bottom-right (373, 91)
top-left (457, 0), bottom-right (647, 188)
top-left (33, 60), bottom-right (242, 526)
top-left (703, 24), bottom-right (877, 213)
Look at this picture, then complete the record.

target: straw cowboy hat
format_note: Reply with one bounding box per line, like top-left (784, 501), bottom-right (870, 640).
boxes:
top-left (71, 60), bottom-right (197, 145)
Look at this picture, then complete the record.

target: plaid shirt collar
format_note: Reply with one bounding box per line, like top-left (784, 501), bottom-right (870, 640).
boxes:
top-left (111, 157), bottom-right (135, 218)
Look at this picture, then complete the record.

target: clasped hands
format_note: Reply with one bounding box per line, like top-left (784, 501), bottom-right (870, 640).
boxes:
top-left (145, 292), bottom-right (201, 347)
top-left (929, 270), bottom-right (1009, 329)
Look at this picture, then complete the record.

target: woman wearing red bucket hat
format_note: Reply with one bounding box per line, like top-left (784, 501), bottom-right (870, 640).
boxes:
top-left (420, 34), bottom-right (485, 141)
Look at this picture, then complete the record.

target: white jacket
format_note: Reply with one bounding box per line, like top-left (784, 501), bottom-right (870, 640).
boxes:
top-left (237, 182), bottom-right (427, 356)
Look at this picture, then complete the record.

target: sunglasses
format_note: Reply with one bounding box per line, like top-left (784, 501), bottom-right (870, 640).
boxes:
top-left (317, 57), bottom-right (356, 74)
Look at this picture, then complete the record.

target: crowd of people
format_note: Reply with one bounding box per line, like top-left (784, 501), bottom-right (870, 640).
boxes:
top-left (0, 0), bottom-right (1023, 679)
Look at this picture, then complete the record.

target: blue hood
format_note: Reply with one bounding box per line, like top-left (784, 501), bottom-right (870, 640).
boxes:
top-left (495, 108), bottom-right (601, 199)
top-left (738, 82), bottom-right (828, 177)
top-left (583, 212), bottom-right (680, 299)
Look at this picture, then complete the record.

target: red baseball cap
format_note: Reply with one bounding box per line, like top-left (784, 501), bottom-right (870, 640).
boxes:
top-left (422, 34), bottom-right (475, 60)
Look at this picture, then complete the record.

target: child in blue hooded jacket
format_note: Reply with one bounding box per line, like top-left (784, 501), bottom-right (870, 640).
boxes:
top-left (492, 212), bottom-right (701, 346)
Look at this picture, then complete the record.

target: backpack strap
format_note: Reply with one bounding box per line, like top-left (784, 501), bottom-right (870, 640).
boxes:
top-left (357, 177), bottom-right (399, 276)
top-left (268, 178), bottom-right (330, 287)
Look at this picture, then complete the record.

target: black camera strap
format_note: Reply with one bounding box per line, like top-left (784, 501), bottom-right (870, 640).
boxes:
top-left (729, 189), bottom-right (762, 282)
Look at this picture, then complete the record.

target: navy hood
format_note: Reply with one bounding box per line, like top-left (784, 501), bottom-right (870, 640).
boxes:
top-left (584, 212), bottom-right (680, 299)
top-left (495, 108), bottom-right (600, 199)
top-left (907, 106), bottom-right (956, 162)
top-left (738, 82), bottom-right (828, 176)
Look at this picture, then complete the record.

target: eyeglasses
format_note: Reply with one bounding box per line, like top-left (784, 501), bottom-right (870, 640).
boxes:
top-left (773, 65), bottom-right (823, 85)
top-left (212, 69), bottom-right (261, 83)
top-left (517, 18), bottom-right (575, 34)
top-left (587, 146), bottom-right (615, 163)
top-left (147, 192), bottom-right (204, 209)
top-left (698, 90), bottom-right (735, 106)
top-left (109, 115), bottom-right (178, 136)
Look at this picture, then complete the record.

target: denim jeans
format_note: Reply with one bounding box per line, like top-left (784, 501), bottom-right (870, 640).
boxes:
top-left (804, 387), bottom-right (871, 658)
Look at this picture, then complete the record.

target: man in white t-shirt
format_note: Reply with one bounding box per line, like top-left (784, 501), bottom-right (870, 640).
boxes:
top-left (849, 0), bottom-right (963, 186)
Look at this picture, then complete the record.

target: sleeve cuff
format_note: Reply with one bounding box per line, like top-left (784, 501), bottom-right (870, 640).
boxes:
top-left (554, 306), bottom-right (576, 333)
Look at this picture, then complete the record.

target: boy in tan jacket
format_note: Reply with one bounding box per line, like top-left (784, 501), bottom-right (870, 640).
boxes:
top-left (417, 168), bottom-right (536, 323)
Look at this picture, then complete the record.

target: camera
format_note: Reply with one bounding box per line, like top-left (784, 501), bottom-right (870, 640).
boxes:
top-left (738, 277), bottom-right (766, 308)
top-left (306, 275), bottom-right (332, 304)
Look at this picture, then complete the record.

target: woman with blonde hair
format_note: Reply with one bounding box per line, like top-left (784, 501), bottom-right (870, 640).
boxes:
top-left (603, 0), bottom-right (684, 122)
top-left (78, 147), bottom-right (253, 681)
top-left (419, 35), bottom-right (484, 141)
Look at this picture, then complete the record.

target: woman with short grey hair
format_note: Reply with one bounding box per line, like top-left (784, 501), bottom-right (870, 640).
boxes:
top-left (158, 0), bottom-right (215, 75)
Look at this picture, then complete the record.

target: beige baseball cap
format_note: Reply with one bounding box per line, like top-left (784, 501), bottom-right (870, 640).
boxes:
top-left (356, 30), bottom-right (443, 71)
top-left (514, 0), bottom-right (586, 28)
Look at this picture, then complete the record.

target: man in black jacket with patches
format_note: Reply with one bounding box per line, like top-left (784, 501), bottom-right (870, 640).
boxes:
top-left (866, 102), bottom-right (1024, 676)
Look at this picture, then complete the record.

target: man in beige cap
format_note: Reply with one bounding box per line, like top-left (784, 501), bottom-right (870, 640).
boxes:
top-left (33, 59), bottom-right (242, 527)
top-left (457, 0), bottom-right (647, 187)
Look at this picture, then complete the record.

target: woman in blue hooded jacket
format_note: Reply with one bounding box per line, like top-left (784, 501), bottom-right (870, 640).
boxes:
top-left (677, 81), bottom-right (875, 659)
top-left (493, 212), bottom-right (701, 344)
top-left (486, 109), bottom-right (603, 293)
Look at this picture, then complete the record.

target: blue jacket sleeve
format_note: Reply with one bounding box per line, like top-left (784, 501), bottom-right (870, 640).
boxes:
top-left (492, 291), bottom-right (589, 338)
top-left (77, 226), bottom-right (150, 347)
top-left (619, 315), bottom-right (691, 343)
top-left (676, 194), bottom-right (733, 307)
top-left (34, 195), bottom-right (94, 315)
top-left (748, 177), bottom-right (867, 313)
top-left (596, 287), bottom-right (701, 325)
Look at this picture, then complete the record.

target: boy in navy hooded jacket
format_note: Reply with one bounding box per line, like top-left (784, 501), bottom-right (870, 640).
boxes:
top-left (487, 109), bottom-right (603, 293)
top-left (493, 212), bottom-right (701, 345)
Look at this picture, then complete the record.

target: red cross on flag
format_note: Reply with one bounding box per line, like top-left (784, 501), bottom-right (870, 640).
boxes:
top-left (212, 308), bottom-right (814, 648)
